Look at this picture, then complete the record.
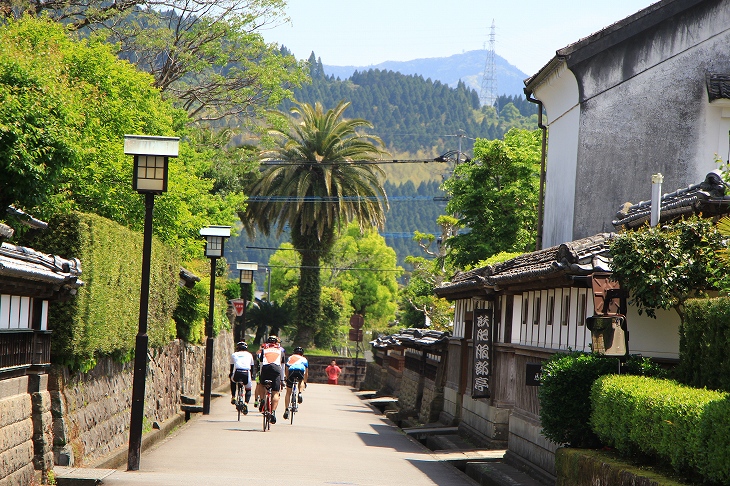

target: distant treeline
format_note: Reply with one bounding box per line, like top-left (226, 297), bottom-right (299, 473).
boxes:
top-left (226, 179), bottom-right (446, 284)
top-left (281, 51), bottom-right (538, 158)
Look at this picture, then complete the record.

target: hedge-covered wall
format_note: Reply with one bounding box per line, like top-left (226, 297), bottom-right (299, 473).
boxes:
top-left (678, 297), bottom-right (730, 392)
top-left (24, 212), bottom-right (180, 371)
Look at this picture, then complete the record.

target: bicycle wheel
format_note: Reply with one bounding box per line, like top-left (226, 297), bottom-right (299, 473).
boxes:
top-left (236, 384), bottom-right (243, 422)
top-left (262, 393), bottom-right (271, 431)
top-left (289, 383), bottom-right (297, 424)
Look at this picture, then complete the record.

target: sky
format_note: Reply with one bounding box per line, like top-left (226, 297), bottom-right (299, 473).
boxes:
top-left (260, 0), bottom-right (659, 76)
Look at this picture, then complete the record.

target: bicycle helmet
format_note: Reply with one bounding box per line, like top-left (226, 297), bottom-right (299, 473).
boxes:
top-left (266, 335), bottom-right (280, 344)
top-left (293, 346), bottom-right (304, 355)
top-left (236, 341), bottom-right (248, 351)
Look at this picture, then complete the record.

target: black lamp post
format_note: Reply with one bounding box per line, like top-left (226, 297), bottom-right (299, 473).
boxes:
top-left (200, 225), bottom-right (231, 415)
top-left (124, 134), bottom-right (179, 471)
top-left (236, 262), bottom-right (258, 342)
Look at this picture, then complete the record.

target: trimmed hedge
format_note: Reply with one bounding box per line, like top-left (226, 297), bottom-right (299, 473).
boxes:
top-left (538, 352), bottom-right (666, 448)
top-left (677, 297), bottom-right (730, 392)
top-left (24, 212), bottom-right (180, 370)
top-left (591, 375), bottom-right (730, 484)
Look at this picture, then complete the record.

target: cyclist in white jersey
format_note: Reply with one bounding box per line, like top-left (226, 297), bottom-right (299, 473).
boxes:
top-left (229, 341), bottom-right (255, 414)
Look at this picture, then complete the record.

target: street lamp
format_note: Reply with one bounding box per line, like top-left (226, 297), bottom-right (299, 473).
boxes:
top-left (124, 135), bottom-right (179, 471)
top-left (200, 225), bottom-right (231, 415)
top-left (235, 262), bottom-right (258, 342)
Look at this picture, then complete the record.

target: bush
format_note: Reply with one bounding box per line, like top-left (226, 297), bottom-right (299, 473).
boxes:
top-left (591, 375), bottom-right (730, 483)
top-left (539, 352), bottom-right (666, 447)
top-left (678, 297), bottom-right (730, 392)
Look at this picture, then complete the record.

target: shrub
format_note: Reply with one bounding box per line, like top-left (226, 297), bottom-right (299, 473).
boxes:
top-left (678, 297), bottom-right (730, 392)
top-left (591, 375), bottom-right (730, 482)
top-left (539, 352), bottom-right (665, 447)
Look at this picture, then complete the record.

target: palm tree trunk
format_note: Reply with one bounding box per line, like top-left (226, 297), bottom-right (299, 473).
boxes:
top-left (295, 249), bottom-right (320, 347)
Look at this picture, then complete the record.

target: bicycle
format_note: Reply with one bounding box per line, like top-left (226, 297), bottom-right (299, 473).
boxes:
top-left (234, 381), bottom-right (248, 421)
top-left (287, 379), bottom-right (299, 424)
top-left (261, 379), bottom-right (273, 431)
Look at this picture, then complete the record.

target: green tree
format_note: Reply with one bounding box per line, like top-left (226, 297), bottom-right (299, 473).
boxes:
top-left (0, 17), bottom-right (244, 258)
top-left (442, 128), bottom-right (541, 268)
top-left (399, 215), bottom-right (458, 330)
top-left (610, 216), bottom-right (726, 324)
top-left (323, 222), bottom-right (402, 331)
top-left (243, 100), bottom-right (389, 346)
top-left (104, 4), bottom-right (306, 124)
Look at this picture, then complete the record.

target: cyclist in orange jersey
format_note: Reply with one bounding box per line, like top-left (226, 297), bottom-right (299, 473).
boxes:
top-left (255, 335), bottom-right (285, 424)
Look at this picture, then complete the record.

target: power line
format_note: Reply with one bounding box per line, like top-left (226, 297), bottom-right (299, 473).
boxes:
top-left (258, 158), bottom-right (450, 166)
top-left (246, 195), bottom-right (447, 202)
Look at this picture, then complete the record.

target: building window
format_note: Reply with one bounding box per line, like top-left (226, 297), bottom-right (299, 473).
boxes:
top-left (533, 296), bottom-right (541, 325)
top-left (547, 296), bottom-right (554, 326)
top-left (561, 294), bottom-right (570, 326)
top-left (522, 297), bottom-right (529, 325)
top-left (577, 294), bottom-right (586, 326)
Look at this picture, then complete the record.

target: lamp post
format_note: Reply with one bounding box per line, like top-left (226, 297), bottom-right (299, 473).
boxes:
top-left (235, 262), bottom-right (258, 342)
top-left (124, 135), bottom-right (179, 471)
top-left (200, 225), bottom-right (231, 415)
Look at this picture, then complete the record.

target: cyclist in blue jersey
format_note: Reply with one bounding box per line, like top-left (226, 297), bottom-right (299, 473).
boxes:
top-left (282, 346), bottom-right (308, 420)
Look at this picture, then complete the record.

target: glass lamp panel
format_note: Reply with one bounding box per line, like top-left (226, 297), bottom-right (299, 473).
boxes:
top-left (240, 270), bottom-right (254, 284)
top-left (205, 236), bottom-right (224, 258)
top-left (134, 155), bottom-right (168, 193)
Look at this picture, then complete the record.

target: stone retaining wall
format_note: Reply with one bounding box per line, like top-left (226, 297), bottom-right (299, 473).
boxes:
top-left (48, 331), bottom-right (233, 467)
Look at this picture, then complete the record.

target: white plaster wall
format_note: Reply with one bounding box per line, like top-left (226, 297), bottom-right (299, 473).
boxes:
top-left (624, 305), bottom-right (680, 360)
top-left (533, 63), bottom-right (580, 248)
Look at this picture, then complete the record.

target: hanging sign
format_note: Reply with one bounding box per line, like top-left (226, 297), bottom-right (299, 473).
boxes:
top-left (472, 307), bottom-right (492, 399)
top-left (230, 299), bottom-right (245, 317)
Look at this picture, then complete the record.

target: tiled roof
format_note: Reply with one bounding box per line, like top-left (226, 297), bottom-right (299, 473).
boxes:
top-left (706, 73), bottom-right (730, 102)
top-left (370, 328), bottom-right (450, 350)
top-left (435, 233), bottom-right (613, 297)
top-left (0, 242), bottom-right (83, 298)
top-left (612, 171), bottom-right (730, 230)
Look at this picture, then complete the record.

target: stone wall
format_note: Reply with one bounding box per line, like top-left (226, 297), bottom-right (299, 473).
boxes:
top-left (305, 356), bottom-right (366, 388)
top-left (48, 331), bottom-right (233, 467)
top-left (0, 374), bottom-right (53, 486)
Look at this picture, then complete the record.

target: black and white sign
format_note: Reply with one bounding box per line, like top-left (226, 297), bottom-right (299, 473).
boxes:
top-left (472, 307), bottom-right (492, 399)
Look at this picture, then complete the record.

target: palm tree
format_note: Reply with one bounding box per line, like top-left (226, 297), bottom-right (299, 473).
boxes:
top-left (243, 101), bottom-right (388, 347)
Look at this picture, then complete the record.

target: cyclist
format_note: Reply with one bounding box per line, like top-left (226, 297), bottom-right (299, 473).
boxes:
top-left (255, 335), bottom-right (285, 424)
top-left (229, 341), bottom-right (255, 414)
top-left (282, 346), bottom-right (308, 420)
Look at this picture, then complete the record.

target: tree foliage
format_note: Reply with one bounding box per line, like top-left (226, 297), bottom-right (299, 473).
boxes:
top-left (609, 216), bottom-right (727, 323)
top-left (322, 222), bottom-right (401, 331)
top-left (0, 17), bottom-right (244, 259)
top-left (242, 101), bottom-right (388, 346)
top-left (442, 128), bottom-right (541, 268)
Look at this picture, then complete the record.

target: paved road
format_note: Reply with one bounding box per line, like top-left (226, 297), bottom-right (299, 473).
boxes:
top-left (98, 383), bottom-right (478, 486)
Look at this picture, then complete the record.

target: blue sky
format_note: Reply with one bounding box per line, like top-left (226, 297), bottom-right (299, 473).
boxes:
top-left (261, 0), bottom-right (658, 75)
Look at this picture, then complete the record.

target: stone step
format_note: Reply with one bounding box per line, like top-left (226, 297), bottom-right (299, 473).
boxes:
top-left (54, 467), bottom-right (116, 486)
top-left (465, 462), bottom-right (547, 486)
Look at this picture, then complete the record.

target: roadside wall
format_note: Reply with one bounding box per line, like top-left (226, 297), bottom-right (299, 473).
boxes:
top-left (48, 331), bottom-right (233, 467)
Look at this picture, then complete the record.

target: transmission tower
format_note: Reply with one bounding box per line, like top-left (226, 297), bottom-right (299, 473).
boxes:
top-left (479, 20), bottom-right (497, 108)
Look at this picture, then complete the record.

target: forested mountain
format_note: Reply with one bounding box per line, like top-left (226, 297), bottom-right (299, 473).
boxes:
top-left (323, 49), bottom-right (528, 98)
top-left (283, 52), bottom-right (538, 163)
top-left (225, 52), bottom-right (540, 283)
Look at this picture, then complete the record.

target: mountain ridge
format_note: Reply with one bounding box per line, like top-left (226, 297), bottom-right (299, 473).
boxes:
top-left (323, 49), bottom-right (529, 98)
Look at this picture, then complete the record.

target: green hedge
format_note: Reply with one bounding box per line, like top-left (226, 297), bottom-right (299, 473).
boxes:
top-left (591, 375), bottom-right (730, 483)
top-left (538, 352), bottom-right (666, 448)
top-left (24, 212), bottom-right (180, 371)
top-left (677, 297), bottom-right (730, 392)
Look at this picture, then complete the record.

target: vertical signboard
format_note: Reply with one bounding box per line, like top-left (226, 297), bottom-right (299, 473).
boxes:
top-left (472, 307), bottom-right (492, 399)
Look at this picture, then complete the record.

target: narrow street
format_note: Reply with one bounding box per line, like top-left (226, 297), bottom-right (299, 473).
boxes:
top-left (85, 384), bottom-right (478, 486)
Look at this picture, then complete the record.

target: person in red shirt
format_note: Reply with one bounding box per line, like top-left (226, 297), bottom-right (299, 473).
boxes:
top-left (325, 359), bottom-right (342, 385)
